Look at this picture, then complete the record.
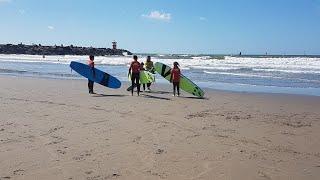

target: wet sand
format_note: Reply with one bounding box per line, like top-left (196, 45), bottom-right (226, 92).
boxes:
top-left (0, 76), bottom-right (320, 180)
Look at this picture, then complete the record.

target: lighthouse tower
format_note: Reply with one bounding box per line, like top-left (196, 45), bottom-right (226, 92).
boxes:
top-left (112, 41), bottom-right (117, 50)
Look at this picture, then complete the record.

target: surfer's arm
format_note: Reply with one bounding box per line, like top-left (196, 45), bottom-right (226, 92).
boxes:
top-left (128, 63), bottom-right (132, 74)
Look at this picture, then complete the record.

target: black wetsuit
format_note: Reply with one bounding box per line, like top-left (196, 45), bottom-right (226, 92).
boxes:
top-left (131, 72), bottom-right (140, 95)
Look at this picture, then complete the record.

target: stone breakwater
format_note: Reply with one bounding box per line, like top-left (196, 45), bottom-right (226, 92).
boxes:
top-left (0, 44), bottom-right (132, 56)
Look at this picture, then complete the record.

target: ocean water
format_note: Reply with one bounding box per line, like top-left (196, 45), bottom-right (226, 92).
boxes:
top-left (0, 54), bottom-right (320, 96)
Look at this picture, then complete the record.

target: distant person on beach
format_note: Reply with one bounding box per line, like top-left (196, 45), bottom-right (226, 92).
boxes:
top-left (129, 55), bottom-right (141, 96)
top-left (145, 56), bottom-right (154, 91)
top-left (170, 62), bottom-right (181, 97)
top-left (88, 55), bottom-right (95, 94)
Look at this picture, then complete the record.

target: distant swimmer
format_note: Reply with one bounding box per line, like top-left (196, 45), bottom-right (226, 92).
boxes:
top-left (145, 56), bottom-right (154, 91)
top-left (129, 55), bottom-right (141, 96)
top-left (239, 52), bottom-right (242, 56)
top-left (170, 62), bottom-right (181, 97)
top-left (87, 55), bottom-right (95, 94)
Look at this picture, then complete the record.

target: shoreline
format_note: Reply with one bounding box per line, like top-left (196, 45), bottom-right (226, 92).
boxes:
top-left (1, 75), bottom-right (320, 179)
top-left (1, 54), bottom-right (319, 97)
top-left (1, 74), bottom-right (320, 98)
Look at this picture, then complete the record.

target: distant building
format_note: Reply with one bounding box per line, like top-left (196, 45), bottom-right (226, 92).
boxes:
top-left (112, 41), bottom-right (117, 50)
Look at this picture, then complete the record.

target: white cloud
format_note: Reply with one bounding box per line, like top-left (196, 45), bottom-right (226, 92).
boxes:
top-left (142, 11), bottom-right (171, 22)
top-left (19, 9), bottom-right (25, 14)
top-left (47, 26), bottom-right (54, 30)
top-left (199, 17), bottom-right (207, 21)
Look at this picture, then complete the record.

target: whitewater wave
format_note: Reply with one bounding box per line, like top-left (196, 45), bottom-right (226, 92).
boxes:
top-left (1, 54), bottom-right (320, 74)
top-left (203, 70), bottom-right (273, 78)
top-left (203, 70), bottom-right (320, 83)
top-left (252, 68), bottom-right (320, 74)
top-left (0, 68), bottom-right (79, 78)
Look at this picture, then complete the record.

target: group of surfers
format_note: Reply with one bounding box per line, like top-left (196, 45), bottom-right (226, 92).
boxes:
top-left (87, 55), bottom-right (181, 96)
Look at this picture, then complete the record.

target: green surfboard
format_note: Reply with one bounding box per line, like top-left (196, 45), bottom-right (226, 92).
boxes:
top-left (154, 62), bottom-right (204, 98)
top-left (127, 71), bottom-right (155, 91)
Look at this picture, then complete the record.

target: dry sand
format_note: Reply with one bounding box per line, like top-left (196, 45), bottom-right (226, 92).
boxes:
top-left (0, 76), bottom-right (320, 180)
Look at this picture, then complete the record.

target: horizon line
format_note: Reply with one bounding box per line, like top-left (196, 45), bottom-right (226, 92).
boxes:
top-left (1, 43), bottom-right (320, 56)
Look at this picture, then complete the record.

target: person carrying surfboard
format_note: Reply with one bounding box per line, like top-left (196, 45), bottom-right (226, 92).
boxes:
top-left (88, 55), bottom-right (95, 94)
top-left (140, 62), bottom-right (147, 92)
top-left (145, 56), bottom-right (154, 91)
top-left (170, 62), bottom-right (181, 96)
top-left (129, 55), bottom-right (141, 96)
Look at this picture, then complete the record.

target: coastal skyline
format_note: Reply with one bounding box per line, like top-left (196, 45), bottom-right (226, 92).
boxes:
top-left (1, 0), bottom-right (320, 54)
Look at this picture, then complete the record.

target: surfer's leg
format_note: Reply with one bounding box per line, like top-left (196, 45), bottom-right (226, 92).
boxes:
top-left (90, 82), bottom-right (93, 93)
top-left (88, 80), bottom-right (93, 93)
top-left (92, 82), bottom-right (94, 93)
top-left (136, 74), bottom-right (140, 95)
top-left (88, 80), bottom-right (90, 93)
top-left (147, 83), bottom-right (151, 90)
top-left (173, 82), bottom-right (176, 96)
top-left (131, 76), bottom-right (135, 96)
top-left (142, 84), bottom-right (145, 91)
top-left (177, 82), bottom-right (180, 96)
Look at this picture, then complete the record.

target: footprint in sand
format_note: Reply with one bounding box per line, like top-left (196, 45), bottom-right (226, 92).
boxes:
top-left (86, 175), bottom-right (101, 180)
top-left (41, 126), bottom-right (64, 136)
top-left (132, 136), bottom-right (142, 144)
top-left (73, 151), bottom-right (92, 161)
top-left (86, 172), bottom-right (121, 180)
top-left (57, 149), bottom-right (66, 154)
top-left (85, 171), bottom-right (93, 175)
top-left (155, 148), bottom-right (165, 154)
top-left (185, 110), bottom-right (212, 119)
top-left (1, 176), bottom-right (11, 179)
top-left (258, 170), bottom-right (271, 180)
top-left (146, 170), bottom-right (167, 179)
top-left (13, 169), bottom-right (24, 175)
top-left (46, 136), bottom-right (65, 145)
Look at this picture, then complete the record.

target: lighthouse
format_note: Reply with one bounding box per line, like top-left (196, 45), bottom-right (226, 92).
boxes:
top-left (112, 41), bottom-right (117, 50)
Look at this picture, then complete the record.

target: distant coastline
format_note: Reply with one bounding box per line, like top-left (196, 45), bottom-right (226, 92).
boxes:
top-left (0, 43), bottom-right (132, 56)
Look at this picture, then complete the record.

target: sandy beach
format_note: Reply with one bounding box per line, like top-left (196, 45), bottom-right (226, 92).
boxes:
top-left (0, 75), bottom-right (320, 180)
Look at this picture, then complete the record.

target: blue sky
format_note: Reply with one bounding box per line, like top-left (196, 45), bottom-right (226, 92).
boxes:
top-left (1, 0), bottom-right (320, 54)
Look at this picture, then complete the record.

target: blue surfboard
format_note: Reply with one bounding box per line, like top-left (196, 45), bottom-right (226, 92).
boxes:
top-left (70, 61), bottom-right (121, 89)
